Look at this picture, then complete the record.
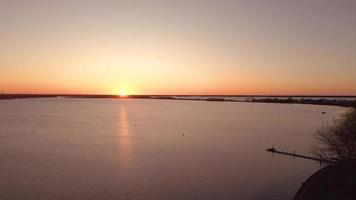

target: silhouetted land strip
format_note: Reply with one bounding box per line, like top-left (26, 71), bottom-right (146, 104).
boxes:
top-left (1, 94), bottom-right (355, 107)
top-left (206, 97), bottom-right (226, 101)
top-left (266, 147), bottom-right (334, 164)
top-left (0, 94), bottom-right (62, 99)
top-left (251, 97), bottom-right (356, 108)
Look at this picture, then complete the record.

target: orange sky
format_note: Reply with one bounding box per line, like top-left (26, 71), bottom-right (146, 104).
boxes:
top-left (1, 0), bottom-right (355, 95)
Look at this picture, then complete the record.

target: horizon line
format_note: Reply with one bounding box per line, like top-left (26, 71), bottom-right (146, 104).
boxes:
top-left (1, 93), bottom-right (356, 98)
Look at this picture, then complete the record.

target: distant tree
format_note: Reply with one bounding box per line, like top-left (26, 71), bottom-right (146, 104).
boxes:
top-left (313, 108), bottom-right (356, 162)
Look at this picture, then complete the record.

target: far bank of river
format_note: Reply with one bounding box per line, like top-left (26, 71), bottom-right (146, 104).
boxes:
top-left (1, 94), bottom-right (356, 108)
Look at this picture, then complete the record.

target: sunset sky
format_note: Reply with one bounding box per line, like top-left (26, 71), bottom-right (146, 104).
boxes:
top-left (0, 0), bottom-right (355, 95)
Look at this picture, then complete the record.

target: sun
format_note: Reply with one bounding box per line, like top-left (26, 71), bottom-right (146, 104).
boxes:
top-left (118, 90), bottom-right (128, 97)
top-left (113, 87), bottom-right (135, 97)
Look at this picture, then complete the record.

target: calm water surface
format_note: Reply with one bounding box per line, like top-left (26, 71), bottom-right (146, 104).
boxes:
top-left (0, 98), bottom-right (347, 200)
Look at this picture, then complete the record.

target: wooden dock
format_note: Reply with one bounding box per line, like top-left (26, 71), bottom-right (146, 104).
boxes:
top-left (266, 147), bottom-right (334, 164)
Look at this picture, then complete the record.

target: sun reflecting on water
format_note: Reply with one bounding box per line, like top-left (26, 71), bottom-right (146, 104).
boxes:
top-left (119, 106), bottom-right (130, 136)
top-left (117, 105), bottom-right (133, 168)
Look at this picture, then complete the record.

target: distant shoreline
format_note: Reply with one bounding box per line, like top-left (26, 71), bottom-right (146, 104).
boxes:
top-left (1, 94), bottom-right (355, 108)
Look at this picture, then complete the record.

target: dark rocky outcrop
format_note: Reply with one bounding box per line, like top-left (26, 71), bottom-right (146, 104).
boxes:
top-left (294, 160), bottom-right (356, 200)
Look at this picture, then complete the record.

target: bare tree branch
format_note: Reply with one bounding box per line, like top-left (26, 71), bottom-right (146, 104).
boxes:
top-left (313, 108), bottom-right (356, 161)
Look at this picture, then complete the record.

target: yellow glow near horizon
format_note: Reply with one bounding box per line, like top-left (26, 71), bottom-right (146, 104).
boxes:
top-left (119, 90), bottom-right (128, 97)
top-left (114, 86), bottom-right (137, 97)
